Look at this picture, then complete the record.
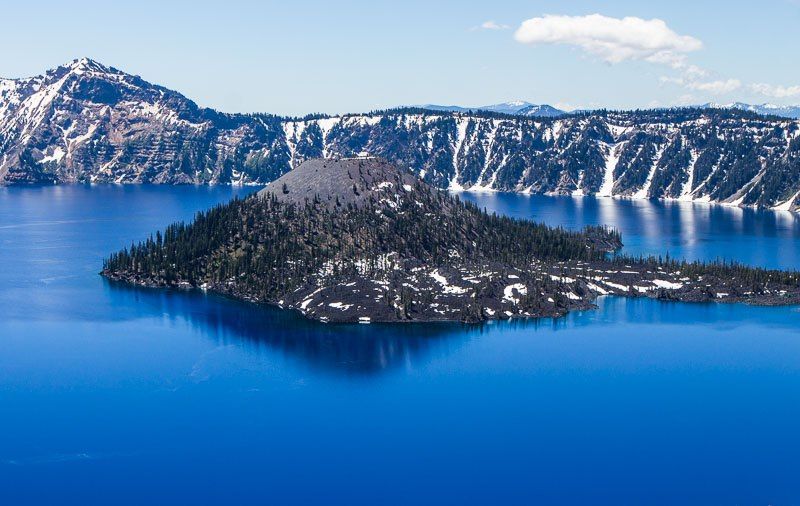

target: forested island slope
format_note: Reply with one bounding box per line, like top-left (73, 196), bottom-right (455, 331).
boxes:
top-left (102, 158), bottom-right (800, 323)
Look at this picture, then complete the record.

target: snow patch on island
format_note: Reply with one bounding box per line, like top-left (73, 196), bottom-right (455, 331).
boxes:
top-left (503, 283), bottom-right (527, 304)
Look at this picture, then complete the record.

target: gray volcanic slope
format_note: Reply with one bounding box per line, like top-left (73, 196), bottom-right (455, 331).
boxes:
top-left (259, 158), bottom-right (419, 208)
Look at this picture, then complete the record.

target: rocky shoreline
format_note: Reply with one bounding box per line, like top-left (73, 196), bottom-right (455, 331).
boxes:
top-left (103, 256), bottom-right (800, 324)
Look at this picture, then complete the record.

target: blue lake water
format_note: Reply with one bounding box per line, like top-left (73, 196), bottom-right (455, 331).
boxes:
top-left (461, 192), bottom-right (800, 269)
top-left (2, 186), bottom-right (800, 505)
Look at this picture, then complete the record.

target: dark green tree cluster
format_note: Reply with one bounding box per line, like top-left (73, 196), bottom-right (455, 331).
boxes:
top-left (103, 184), bottom-right (619, 301)
top-left (613, 254), bottom-right (800, 287)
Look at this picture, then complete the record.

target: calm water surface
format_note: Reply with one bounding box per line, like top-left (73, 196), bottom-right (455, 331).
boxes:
top-left (2, 186), bottom-right (800, 505)
top-left (461, 192), bottom-right (800, 269)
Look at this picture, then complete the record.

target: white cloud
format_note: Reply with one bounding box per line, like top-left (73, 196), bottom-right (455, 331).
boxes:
top-left (475, 20), bottom-right (510, 31)
top-left (665, 76), bottom-right (799, 99)
top-left (513, 14), bottom-right (702, 65)
top-left (659, 76), bottom-right (684, 86)
top-left (689, 79), bottom-right (742, 94)
top-left (660, 75), bottom-right (741, 95)
top-left (750, 83), bottom-right (800, 98)
top-left (678, 64), bottom-right (709, 79)
top-left (510, 12), bottom-right (798, 105)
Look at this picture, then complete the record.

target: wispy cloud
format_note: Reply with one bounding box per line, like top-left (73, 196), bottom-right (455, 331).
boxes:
top-left (661, 76), bottom-right (742, 95)
top-left (513, 14), bottom-right (702, 66)
top-left (749, 83), bottom-right (800, 98)
top-left (662, 76), bottom-right (800, 100)
top-left (689, 79), bottom-right (742, 94)
top-left (474, 20), bottom-right (511, 31)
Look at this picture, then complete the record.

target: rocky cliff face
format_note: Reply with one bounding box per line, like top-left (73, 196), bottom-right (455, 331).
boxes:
top-left (284, 110), bottom-right (800, 210)
top-left (3, 59), bottom-right (800, 211)
top-left (0, 58), bottom-right (288, 184)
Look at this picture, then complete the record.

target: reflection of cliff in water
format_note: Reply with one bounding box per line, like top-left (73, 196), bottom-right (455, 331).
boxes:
top-left (105, 280), bottom-right (551, 376)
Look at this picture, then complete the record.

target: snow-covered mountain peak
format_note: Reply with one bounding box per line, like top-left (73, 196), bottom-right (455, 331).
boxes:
top-left (9, 58), bottom-right (119, 87)
top-left (61, 57), bottom-right (113, 75)
top-left (0, 58), bottom-right (213, 184)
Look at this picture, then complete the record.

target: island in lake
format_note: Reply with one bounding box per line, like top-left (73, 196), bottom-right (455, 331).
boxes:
top-left (103, 158), bottom-right (800, 323)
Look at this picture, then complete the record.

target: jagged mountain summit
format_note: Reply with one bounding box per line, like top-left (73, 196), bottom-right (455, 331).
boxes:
top-left (2, 59), bottom-right (800, 211)
top-left (0, 58), bottom-right (286, 184)
top-left (103, 158), bottom-right (800, 323)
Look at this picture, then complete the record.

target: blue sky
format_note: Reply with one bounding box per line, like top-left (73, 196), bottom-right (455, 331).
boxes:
top-left (3, 0), bottom-right (800, 115)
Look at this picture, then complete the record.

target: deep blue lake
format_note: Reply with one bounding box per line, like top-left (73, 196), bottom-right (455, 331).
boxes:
top-left (2, 186), bottom-right (800, 505)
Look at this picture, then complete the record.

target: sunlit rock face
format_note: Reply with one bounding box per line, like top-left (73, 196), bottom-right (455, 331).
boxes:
top-left (2, 59), bottom-right (800, 211)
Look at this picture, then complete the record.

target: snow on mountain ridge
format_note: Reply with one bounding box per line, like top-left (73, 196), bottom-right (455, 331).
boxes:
top-left (701, 102), bottom-right (800, 119)
top-left (1, 59), bottom-right (800, 212)
top-left (417, 101), bottom-right (565, 117)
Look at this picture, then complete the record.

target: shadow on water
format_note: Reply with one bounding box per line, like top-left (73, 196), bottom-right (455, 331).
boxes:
top-left (101, 280), bottom-right (527, 375)
top-left (103, 279), bottom-right (584, 376)
top-left (104, 279), bottom-right (800, 376)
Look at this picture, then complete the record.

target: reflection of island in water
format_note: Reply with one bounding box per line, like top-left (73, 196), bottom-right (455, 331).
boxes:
top-left (105, 280), bottom-right (566, 376)
top-left (103, 279), bottom-right (800, 376)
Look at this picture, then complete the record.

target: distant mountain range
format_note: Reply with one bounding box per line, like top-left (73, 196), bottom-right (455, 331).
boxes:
top-left (1, 59), bottom-right (799, 211)
top-left (699, 102), bottom-right (800, 119)
top-left (418, 101), bottom-right (566, 117)
top-left (419, 101), bottom-right (800, 120)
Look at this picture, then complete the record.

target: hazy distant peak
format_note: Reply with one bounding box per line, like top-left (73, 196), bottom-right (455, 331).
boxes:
top-left (417, 101), bottom-right (565, 117)
top-left (700, 101), bottom-right (800, 119)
